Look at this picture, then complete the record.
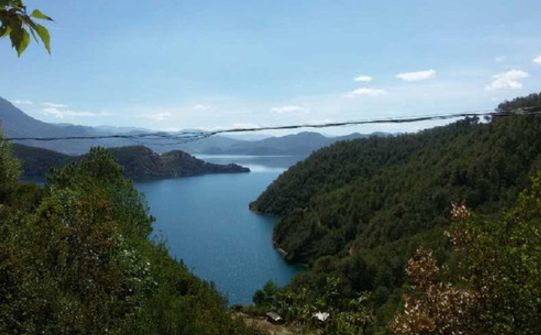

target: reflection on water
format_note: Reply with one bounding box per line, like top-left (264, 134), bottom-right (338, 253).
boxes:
top-left (196, 155), bottom-right (306, 172)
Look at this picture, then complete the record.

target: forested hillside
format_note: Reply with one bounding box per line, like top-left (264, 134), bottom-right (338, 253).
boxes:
top-left (107, 146), bottom-right (249, 178)
top-left (253, 94), bottom-right (541, 264)
top-left (249, 93), bottom-right (541, 333)
top-left (13, 144), bottom-right (249, 178)
top-left (12, 144), bottom-right (74, 176)
top-left (0, 144), bottom-right (263, 334)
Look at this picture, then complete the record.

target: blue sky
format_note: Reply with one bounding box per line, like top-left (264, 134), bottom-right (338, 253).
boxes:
top-left (1, 0), bottom-right (541, 135)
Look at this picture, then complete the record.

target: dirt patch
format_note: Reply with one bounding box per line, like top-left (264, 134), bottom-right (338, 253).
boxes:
top-left (235, 312), bottom-right (298, 335)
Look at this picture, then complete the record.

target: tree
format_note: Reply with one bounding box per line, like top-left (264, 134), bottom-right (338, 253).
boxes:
top-left (391, 181), bottom-right (541, 335)
top-left (0, 0), bottom-right (52, 56)
top-left (390, 247), bottom-right (478, 335)
top-left (0, 130), bottom-right (20, 189)
top-left (0, 148), bottom-right (262, 334)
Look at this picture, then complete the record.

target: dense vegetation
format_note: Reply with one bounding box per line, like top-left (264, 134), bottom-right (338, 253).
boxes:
top-left (392, 188), bottom-right (541, 334)
top-left (251, 181), bottom-right (541, 334)
top-left (12, 144), bottom-right (74, 176)
top-left (107, 145), bottom-right (249, 178)
top-left (0, 143), bottom-right (262, 334)
top-left (13, 144), bottom-right (249, 178)
top-left (250, 93), bottom-right (541, 333)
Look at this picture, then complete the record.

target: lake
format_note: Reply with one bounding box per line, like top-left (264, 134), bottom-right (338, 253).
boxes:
top-left (135, 155), bottom-right (305, 305)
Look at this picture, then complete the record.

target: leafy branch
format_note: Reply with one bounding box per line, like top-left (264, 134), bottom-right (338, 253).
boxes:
top-left (0, 0), bottom-right (52, 56)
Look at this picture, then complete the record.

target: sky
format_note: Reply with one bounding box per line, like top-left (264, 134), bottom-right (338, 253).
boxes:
top-left (1, 0), bottom-right (541, 135)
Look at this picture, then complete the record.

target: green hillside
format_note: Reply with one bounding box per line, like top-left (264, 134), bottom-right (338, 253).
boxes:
top-left (0, 145), bottom-right (264, 334)
top-left (249, 93), bottom-right (541, 333)
top-left (252, 94), bottom-right (541, 265)
top-left (13, 144), bottom-right (249, 178)
top-left (12, 144), bottom-right (74, 176)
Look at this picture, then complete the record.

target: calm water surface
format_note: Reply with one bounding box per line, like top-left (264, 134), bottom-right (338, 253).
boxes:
top-left (135, 155), bottom-right (305, 305)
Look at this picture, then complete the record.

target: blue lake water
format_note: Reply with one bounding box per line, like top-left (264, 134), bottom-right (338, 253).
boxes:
top-left (135, 155), bottom-right (305, 305)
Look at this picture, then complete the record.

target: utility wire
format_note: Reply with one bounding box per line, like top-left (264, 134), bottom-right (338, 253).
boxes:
top-left (2, 106), bottom-right (541, 144)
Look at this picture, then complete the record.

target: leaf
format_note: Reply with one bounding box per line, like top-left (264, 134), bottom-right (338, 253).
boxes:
top-left (6, 17), bottom-right (27, 56)
top-left (9, 24), bottom-right (22, 49)
top-left (28, 25), bottom-right (37, 42)
top-left (34, 23), bottom-right (50, 53)
top-left (21, 17), bottom-right (39, 42)
top-left (17, 28), bottom-right (30, 56)
top-left (0, 1), bottom-right (24, 11)
top-left (30, 9), bottom-right (52, 21)
top-left (0, 25), bottom-right (10, 38)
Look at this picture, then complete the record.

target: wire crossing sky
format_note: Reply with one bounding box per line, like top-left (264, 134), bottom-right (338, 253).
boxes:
top-left (4, 106), bottom-right (541, 146)
top-left (1, 0), bottom-right (541, 135)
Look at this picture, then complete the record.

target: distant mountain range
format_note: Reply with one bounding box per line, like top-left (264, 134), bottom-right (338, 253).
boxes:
top-left (13, 144), bottom-right (249, 179)
top-left (199, 132), bottom-right (382, 156)
top-left (0, 96), bottom-right (385, 156)
top-left (0, 97), bottom-right (133, 154)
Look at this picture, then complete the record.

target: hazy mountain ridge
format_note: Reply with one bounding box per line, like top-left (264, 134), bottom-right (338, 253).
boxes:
top-left (0, 96), bottom-right (383, 156)
top-left (0, 97), bottom-right (136, 154)
top-left (148, 131), bottom-right (383, 155)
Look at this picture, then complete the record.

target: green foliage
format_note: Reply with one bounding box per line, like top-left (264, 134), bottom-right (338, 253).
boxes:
top-left (106, 146), bottom-right (249, 178)
top-left (12, 144), bottom-right (74, 176)
top-left (497, 92), bottom-right (541, 112)
top-left (0, 146), bottom-right (261, 334)
top-left (392, 172), bottom-right (541, 335)
top-left (0, 131), bottom-right (20, 189)
top-left (255, 113), bottom-right (541, 265)
top-left (12, 144), bottom-right (250, 178)
top-left (252, 92), bottom-right (541, 334)
top-left (253, 277), bottom-right (373, 335)
top-left (0, 0), bottom-right (52, 56)
top-left (449, 173), bottom-right (541, 334)
top-left (253, 281), bottom-right (278, 306)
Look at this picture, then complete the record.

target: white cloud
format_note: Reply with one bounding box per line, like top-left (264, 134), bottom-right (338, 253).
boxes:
top-left (534, 55), bottom-right (541, 65)
top-left (13, 100), bottom-right (33, 105)
top-left (344, 87), bottom-right (388, 98)
top-left (206, 123), bottom-right (261, 131)
top-left (270, 105), bottom-right (309, 114)
top-left (138, 112), bottom-right (172, 121)
top-left (42, 107), bottom-right (112, 119)
top-left (486, 70), bottom-right (529, 90)
top-left (495, 56), bottom-right (506, 62)
top-left (42, 102), bottom-right (69, 108)
top-left (354, 75), bottom-right (373, 82)
top-left (396, 69), bottom-right (436, 81)
top-left (232, 123), bottom-right (260, 129)
top-left (193, 104), bottom-right (211, 111)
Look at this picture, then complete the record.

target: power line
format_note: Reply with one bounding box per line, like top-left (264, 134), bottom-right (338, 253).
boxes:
top-left (2, 106), bottom-right (541, 144)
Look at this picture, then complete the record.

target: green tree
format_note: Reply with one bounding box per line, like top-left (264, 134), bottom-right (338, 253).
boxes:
top-left (0, 130), bottom-right (20, 189)
top-left (253, 281), bottom-right (278, 307)
top-left (0, 147), bottom-right (264, 334)
top-left (391, 176), bottom-right (541, 335)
